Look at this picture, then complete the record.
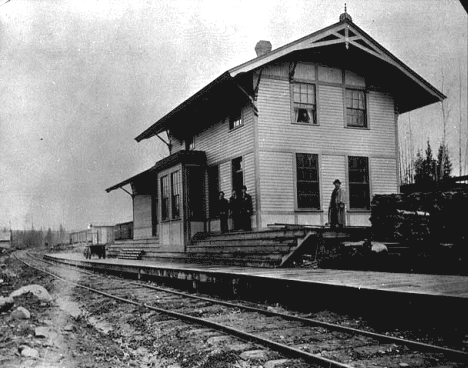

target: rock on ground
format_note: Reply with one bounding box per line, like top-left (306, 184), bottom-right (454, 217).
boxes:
top-left (9, 284), bottom-right (52, 302)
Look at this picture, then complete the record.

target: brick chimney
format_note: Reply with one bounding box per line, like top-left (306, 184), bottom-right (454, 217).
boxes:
top-left (255, 40), bottom-right (272, 57)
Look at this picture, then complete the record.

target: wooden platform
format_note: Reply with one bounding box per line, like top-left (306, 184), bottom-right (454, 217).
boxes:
top-left (45, 251), bottom-right (468, 328)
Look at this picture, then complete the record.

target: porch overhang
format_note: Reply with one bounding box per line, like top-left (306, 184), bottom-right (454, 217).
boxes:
top-left (106, 150), bottom-right (207, 193)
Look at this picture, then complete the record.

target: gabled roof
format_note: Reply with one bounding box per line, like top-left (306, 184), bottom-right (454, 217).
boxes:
top-left (136, 13), bottom-right (445, 142)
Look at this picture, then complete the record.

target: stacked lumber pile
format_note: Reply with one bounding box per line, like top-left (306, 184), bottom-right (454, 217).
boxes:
top-left (370, 189), bottom-right (468, 246)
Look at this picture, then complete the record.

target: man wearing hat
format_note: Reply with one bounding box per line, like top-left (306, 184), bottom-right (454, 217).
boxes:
top-left (328, 179), bottom-right (346, 229)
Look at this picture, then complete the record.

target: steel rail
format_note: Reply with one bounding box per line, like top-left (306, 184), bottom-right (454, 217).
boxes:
top-left (16, 252), bottom-right (352, 368)
top-left (25, 252), bottom-right (468, 361)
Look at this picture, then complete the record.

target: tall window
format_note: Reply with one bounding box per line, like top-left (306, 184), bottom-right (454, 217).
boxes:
top-left (232, 157), bottom-right (243, 192)
top-left (296, 153), bottom-right (320, 209)
top-left (171, 171), bottom-right (182, 219)
top-left (346, 89), bottom-right (367, 128)
top-left (292, 83), bottom-right (316, 124)
top-left (208, 165), bottom-right (220, 218)
top-left (348, 156), bottom-right (370, 209)
top-left (229, 110), bottom-right (243, 130)
top-left (160, 175), bottom-right (170, 221)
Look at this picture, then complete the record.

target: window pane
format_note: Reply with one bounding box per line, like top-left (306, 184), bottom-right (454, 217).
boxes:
top-left (348, 156), bottom-right (370, 209)
top-left (293, 83), bottom-right (316, 124)
top-left (296, 153), bottom-right (320, 209)
top-left (171, 171), bottom-right (181, 219)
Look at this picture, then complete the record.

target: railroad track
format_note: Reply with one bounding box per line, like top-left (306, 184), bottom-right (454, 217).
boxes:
top-left (16, 251), bottom-right (467, 368)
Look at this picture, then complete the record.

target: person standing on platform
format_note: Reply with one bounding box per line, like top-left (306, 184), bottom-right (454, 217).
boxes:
top-left (229, 189), bottom-right (241, 231)
top-left (218, 191), bottom-right (229, 233)
top-left (328, 179), bottom-right (346, 229)
top-left (239, 185), bottom-right (253, 231)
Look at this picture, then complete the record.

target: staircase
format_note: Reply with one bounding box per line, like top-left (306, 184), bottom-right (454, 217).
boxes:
top-left (106, 237), bottom-right (160, 259)
top-left (187, 228), bottom-right (315, 267)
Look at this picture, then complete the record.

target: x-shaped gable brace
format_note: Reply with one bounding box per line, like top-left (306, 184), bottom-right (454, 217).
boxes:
top-left (305, 24), bottom-right (394, 67)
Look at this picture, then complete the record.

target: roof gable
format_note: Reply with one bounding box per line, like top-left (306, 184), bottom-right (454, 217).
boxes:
top-left (136, 14), bottom-right (445, 142)
top-left (229, 17), bottom-right (444, 104)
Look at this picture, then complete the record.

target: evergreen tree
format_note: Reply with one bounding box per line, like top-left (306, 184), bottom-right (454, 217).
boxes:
top-left (414, 141), bottom-right (437, 184)
top-left (436, 143), bottom-right (452, 180)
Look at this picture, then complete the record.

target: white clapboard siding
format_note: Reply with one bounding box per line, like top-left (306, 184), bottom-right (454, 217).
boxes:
top-left (133, 194), bottom-right (153, 239)
top-left (371, 157), bottom-right (399, 195)
top-left (259, 151), bottom-right (295, 211)
top-left (257, 80), bottom-right (397, 158)
top-left (190, 106), bottom-right (255, 165)
top-left (169, 137), bottom-right (183, 153)
top-left (321, 154), bottom-right (347, 214)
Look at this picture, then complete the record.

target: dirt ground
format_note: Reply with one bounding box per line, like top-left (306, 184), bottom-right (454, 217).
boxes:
top-left (0, 249), bottom-right (303, 368)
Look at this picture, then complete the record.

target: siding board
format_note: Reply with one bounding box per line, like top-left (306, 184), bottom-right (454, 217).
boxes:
top-left (259, 151), bottom-right (295, 211)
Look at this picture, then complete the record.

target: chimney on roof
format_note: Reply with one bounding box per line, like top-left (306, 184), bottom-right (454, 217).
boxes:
top-left (255, 40), bottom-right (272, 57)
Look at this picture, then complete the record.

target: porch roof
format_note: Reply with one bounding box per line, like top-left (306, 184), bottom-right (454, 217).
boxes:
top-left (106, 150), bottom-right (206, 193)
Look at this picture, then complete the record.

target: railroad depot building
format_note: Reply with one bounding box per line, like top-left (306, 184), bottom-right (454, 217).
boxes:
top-left (106, 12), bottom-right (444, 256)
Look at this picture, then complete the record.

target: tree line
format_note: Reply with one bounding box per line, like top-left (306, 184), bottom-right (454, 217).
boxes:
top-left (400, 141), bottom-right (453, 185)
top-left (5, 225), bottom-right (69, 249)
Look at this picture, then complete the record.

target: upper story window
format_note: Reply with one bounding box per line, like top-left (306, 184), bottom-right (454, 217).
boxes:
top-left (229, 110), bottom-right (243, 130)
top-left (346, 89), bottom-right (367, 128)
top-left (292, 83), bottom-right (317, 124)
top-left (296, 153), bottom-right (320, 210)
top-left (348, 156), bottom-right (370, 210)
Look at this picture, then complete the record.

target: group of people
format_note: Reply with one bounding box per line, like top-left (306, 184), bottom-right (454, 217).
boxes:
top-left (216, 179), bottom-right (346, 233)
top-left (218, 185), bottom-right (253, 232)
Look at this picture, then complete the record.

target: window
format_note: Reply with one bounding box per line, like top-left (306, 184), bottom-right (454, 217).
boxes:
top-left (296, 153), bottom-right (320, 209)
top-left (292, 83), bottom-right (316, 124)
top-left (346, 89), bottom-right (367, 128)
top-left (232, 157), bottom-right (243, 192)
top-left (208, 165), bottom-right (220, 218)
top-left (348, 156), bottom-right (370, 209)
top-left (160, 175), bottom-right (170, 221)
top-left (229, 110), bottom-right (243, 130)
top-left (171, 171), bottom-right (182, 219)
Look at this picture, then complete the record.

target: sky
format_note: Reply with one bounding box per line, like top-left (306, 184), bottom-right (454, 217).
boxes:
top-left (0, 0), bottom-right (467, 231)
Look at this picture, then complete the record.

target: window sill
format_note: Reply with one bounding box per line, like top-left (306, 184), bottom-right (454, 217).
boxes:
top-left (345, 125), bottom-right (369, 130)
top-left (292, 122), bottom-right (319, 126)
top-left (295, 209), bottom-right (323, 213)
top-left (229, 124), bottom-right (244, 132)
top-left (160, 218), bottom-right (181, 223)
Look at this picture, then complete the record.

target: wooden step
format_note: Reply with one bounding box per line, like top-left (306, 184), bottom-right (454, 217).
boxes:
top-left (118, 249), bottom-right (145, 260)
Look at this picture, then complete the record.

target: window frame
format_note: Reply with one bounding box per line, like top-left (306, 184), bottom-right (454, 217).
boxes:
top-left (160, 175), bottom-right (170, 221)
top-left (291, 82), bottom-right (318, 125)
top-left (171, 170), bottom-right (182, 220)
top-left (345, 88), bottom-right (368, 129)
top-left (347, 156), bottom-right (371, 210)
top-left (295, 153), bottom-right (321, 210)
